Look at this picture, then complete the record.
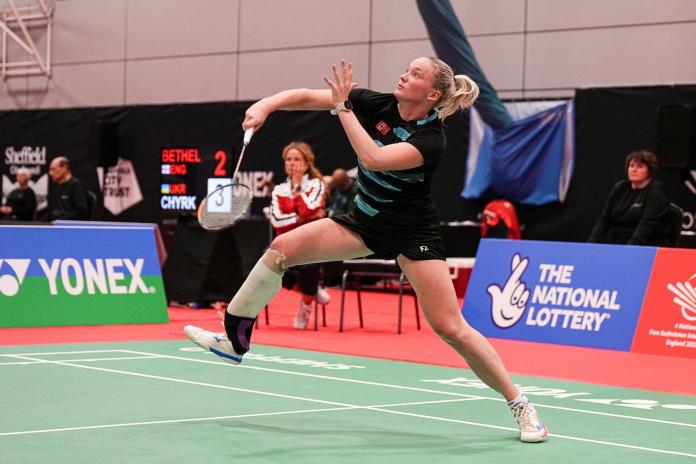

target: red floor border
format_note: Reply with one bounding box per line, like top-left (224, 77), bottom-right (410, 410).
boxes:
top-left (1, 288), bottom-right (695, 396)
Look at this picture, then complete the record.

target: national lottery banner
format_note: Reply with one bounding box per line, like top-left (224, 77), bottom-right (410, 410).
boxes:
top-left (462, 239), bottom-right (656, 351)
top-left (0, 225), bottom-right (168, 327)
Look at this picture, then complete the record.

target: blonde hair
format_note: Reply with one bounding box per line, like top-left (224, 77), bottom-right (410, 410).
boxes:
top-left (16, 167), bottom-right (31, 177)
top-left (427, 56), bottom-right (479, 120)
top-left (282, 141), bottom-right (323, 180)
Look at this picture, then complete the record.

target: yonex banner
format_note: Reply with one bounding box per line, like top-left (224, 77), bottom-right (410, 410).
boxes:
top-left (462, 239), bottom-right (656, 351)
top-left (0, 225), bottom-right (168, 327)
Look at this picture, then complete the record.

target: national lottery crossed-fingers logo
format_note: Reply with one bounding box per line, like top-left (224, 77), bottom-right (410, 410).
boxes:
top-left (0, 259), bottom-right (31, 297)
top-left (486, 253), bottom-right (530, 328)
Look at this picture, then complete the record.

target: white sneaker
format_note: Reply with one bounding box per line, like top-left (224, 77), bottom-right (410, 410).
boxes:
top-left (512, 402), bottom-right (548, 443)
top-left (184, 325), bottom-right (243, 365)
top-left (293, 301), bottom-right (312, 329)
top-left (316, 287), bottom-right (331, 305)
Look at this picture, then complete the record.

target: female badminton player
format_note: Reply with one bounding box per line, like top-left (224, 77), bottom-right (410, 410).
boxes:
top-left (185, 56), bottom-right (548, 443)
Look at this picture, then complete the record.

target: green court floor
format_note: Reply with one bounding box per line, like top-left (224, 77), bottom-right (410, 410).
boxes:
top-left (1, 341), bottom-right (695, 463)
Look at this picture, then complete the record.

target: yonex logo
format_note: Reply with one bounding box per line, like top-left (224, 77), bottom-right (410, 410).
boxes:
top-left (0, 259), bottom-right (31, 297)
top-left (667, 273), bottom-right (696, 321)
top-left (39, 258), bottom-right (150, 296)
top-left (0, 258), bottom-right (152, 297)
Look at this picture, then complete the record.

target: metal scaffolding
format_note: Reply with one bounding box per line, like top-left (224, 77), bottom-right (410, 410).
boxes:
top-left (0, 0), bottom-right (54, 78)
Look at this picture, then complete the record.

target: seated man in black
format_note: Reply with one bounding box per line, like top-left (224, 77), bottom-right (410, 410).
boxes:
top-left (39, 156), bottom-right (90, 221)
top-left (1, 167), bottom-right (37, 221)
top-left (588, 150), bottom-right (670, 246)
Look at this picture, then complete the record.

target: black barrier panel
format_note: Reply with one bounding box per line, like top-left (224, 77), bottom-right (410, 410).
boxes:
top-left (89, 120), bottom-right (120, 168)
top-left (452, 86), bottom-right (696, 244)
top-left (0, 101), bottom-right (472, 224)
top-left (0, 107), bottom-right (116, 211)
top-left (3, 90), bottom-right (696, 250)
top-left (658, 104), bottom-right (695, 169)
top-left (161, 216), bottom-right (272, 305)
top-left (161, 216), bottom-right (246, 304)
top-left (572, 86), bottom-right (696, 241)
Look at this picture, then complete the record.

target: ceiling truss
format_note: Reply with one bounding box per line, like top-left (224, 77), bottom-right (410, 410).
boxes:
top-left (0, 0), bottom-right (54, 79)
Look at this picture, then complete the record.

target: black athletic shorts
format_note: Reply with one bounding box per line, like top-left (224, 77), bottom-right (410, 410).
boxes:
top-left (331, 210), bottom-right (446, 261)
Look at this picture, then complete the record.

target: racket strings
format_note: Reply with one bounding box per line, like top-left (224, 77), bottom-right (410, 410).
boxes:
top-left (198, 183), bottom-right (253, 230)
top-left (198, 128), bottom-right (255, 231)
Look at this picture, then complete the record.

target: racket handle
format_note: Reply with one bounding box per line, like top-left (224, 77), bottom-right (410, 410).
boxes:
top-left (243, 128), bottom-right (254, 145)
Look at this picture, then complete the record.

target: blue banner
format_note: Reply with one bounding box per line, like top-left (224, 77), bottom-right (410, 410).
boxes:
top-left (0, 224), bottom-right (168, 327)
top-left (1, 226), bottom-right (162, 277)
top-left (462, 239), bottom-right (656, 350)
top-left (463, 101), bottom-right (574, 205)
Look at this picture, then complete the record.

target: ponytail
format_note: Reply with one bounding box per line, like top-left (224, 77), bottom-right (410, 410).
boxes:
top-left (427, 57), bottom-right (480, 120)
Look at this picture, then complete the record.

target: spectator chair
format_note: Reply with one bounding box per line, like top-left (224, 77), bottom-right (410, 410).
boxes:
top-left (255, 272), bottom-right (328, 331)
top-left (668, 203), bottom-right (684, 247)
top-left (339, 258), bottom-right (421, 334)
top-left (480, 199), bottom-right (522, 239)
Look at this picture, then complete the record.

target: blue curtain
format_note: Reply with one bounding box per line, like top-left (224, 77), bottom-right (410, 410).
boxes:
top-left (463, 102), bottom-right (575, 205)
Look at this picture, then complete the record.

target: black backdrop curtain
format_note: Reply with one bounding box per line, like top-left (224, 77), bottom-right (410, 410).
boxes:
top-left (456, 85), bottom-right (696, 243)
top-left (566, 86), bottom-right (696, 241)
top-left (2, 87), bottom-right (694, 244)
top-left (1, 101), bottom-right (471, 224)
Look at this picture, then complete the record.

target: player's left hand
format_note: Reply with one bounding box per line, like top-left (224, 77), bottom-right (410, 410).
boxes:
top-left (323, 60), bottom-right (358, 105)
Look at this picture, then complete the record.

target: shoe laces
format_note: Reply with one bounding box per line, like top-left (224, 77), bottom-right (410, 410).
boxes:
top-left (512, 403), bottom-right (542, 431)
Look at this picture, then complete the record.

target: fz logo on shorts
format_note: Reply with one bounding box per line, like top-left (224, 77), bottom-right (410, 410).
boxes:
top-left (0, 259), bottom-right (31, 297)
top-left (487, 253), bottom-right (530, 328)
top-left (420, 245), bottom-right (429, 252)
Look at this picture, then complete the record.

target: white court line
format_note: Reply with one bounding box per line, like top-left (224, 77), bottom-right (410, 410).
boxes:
top-left (0, 398), bottom-right (478, 437)
top-left (124, 349), bottom-right (696, 430)
top-left (5, 353), bottom-right (696, 459)
top-left (0, 355), bottom-right (162, 366)
top-left (362, 408), bottom-right (696, 459)
top-left (0, 350), bottom-right (126, 357)
top-left (7, 348), bottom-right (696, 429)
top-left (4, 354), bottom-right (368, 408)
top-left (0, 350), bottom-right (128, 357)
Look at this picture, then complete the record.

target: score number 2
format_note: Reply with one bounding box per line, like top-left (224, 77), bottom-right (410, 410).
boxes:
top-left (214, 150), bottom-right (227, 176)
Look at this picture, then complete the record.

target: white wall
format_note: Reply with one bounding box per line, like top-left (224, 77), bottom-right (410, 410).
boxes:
top-left (1, 0), bottom-right (695, 110)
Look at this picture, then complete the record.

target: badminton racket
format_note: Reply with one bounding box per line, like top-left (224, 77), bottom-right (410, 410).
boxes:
top-left (197, 128), bottom-right (254, 230)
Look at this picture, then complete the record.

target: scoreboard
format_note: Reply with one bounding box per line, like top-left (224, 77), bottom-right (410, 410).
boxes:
top-left (160, 146), bottom-right (233, 212)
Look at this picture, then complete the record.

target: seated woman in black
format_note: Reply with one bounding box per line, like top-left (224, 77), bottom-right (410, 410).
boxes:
top-left (589, 150), bottom-right (670, 246)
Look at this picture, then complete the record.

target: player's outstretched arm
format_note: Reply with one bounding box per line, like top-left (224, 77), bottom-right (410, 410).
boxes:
top-left (243, 89), bottom-right (333, 131)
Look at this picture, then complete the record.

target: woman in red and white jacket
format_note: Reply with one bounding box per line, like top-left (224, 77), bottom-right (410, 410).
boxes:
top-left (270, 141), bottom-right (330, 329)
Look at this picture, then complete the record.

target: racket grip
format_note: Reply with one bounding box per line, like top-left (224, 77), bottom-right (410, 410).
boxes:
top-left (243, 128), bottom-right (254, 145)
